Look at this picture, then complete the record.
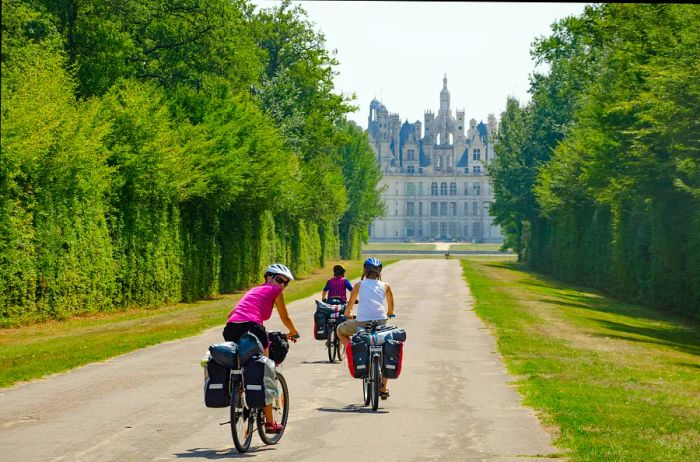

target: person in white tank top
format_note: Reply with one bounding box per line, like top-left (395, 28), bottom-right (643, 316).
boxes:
top-left (336, 258), bottom-right (395, 399)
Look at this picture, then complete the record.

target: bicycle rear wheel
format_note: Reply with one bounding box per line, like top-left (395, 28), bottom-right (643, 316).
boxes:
top-left (362, 373), bottom-right (371, 406)
top-left (371, 356), bottom-right (381, 411)
top-left (327, 325), bottom-right (336, 363)
top-left (257, 372), bottom-right (289, 445)
top-left (230, 382), bottom-right (254, 452)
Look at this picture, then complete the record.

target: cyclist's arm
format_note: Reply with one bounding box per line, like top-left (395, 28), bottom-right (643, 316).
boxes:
top-left (321, 290), bottom-right (329, 301)
top-left (345, 283), bottom-right (361, 317)
top-left (385, 283), bottom-right (395, 317)
top-left (274, 293), bottom-right (299, 337)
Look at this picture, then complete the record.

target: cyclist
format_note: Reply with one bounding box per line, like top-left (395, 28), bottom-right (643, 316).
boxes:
top-left (223, 263), bottom-right (300, 434)
top-left (336, 257), bottom-right (395, 400)
top-left (321, 264), bottom-right (353, 304)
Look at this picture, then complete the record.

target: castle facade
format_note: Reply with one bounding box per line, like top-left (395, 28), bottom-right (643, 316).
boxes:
top-left (367, 75), bottom-right (503, 242)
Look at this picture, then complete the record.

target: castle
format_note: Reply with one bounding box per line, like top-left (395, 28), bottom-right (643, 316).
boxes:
top-left (367, 75), bottom-right (503, 242)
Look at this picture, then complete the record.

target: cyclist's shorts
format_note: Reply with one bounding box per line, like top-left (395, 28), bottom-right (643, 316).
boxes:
top-left (337, 319), bottom-right (387, 337)
top-left (223, 321), bottom-right (270, 349)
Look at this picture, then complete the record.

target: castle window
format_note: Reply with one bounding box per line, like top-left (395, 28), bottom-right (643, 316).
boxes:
top-left (473, 166), bottom-right (481, 175)
top-left (407, 202), bottom-right (415, 216)
top-left (473, 149), bottom-right (481, 161)
top-left (406, 182), bottom-right (415, 195)
top-left (473, 183), bottom-right (481, 196)
top-left (440, 182), bottom-right (447, 196)
top-left (418, 202), bottom-right (423, 216)
top-left (449, 202), bottom-right (457, 216)
top-left (472, 202), bottom-right (478, 216)
top-left (463, 182), bottom-right (469, 195)
top-left (407, 165), bottom-right (415, 174)
top-left (449, 182), bottom-right (457, 196)
top-left (431, 182), bottom-right (438, 196)
top-left (431, 202), bottom-right (438, 216)
top-left (407, 149), bottom-right (415, 161)
top-left (440, 202), bottom-right (447, 216)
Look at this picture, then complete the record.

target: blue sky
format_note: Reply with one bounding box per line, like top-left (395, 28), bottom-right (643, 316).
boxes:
top-left (259, 1), bottom-right (589, 128)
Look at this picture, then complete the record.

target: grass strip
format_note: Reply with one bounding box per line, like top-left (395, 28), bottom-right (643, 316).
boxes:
top-left (0, 259), bottom-right (389, 388)
top-left (461, 258), bottom-right (700, 462)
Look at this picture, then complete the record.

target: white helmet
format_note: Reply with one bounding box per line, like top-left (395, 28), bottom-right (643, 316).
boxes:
top-left (265, 263), bottom-right (294, 281)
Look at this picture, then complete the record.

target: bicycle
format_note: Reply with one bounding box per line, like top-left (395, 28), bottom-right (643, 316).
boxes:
top-left (356, 319), bottom-right (394, 411)
top-left (324, 300), bottom-right (346, 363)
top-left (228, 331), bottom-right (293, 453)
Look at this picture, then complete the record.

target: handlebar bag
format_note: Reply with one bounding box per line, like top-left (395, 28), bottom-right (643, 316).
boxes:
top-left (204, 359), bottom-right (231, 407)
top-left (208, 341), bottom-right (238, 368)
top-left (268, 331), bottom-right (289, 364)
top-left (382, 339), bottom-right (404, 379)
top-left (346, 339), bottom-right (370, 378)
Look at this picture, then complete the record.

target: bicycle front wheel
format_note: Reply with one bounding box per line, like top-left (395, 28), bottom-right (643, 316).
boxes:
top-left (230, 382), bottom-right (254, 452)
top-left (371, 356), bottom-right (381, 411)
top-left (257, 371), bottom-right (289, 445)
top-left (335, 334), bottom-right (345, 361)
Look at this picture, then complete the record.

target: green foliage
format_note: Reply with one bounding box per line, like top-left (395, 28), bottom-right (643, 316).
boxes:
top-left (492, 4), bottom-right (700, 318)
top-left (1, 0), bottom-right (385, 326)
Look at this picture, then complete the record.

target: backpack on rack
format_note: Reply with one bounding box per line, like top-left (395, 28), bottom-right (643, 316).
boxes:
top-left (237, 331), bottom-right (264, 366)
top-left (204, 355), bottom-right (231, 407)
top-left (346, 338), bottom-right (370, 378)
top-left (208, 341), bottom-right (238, 368)
top-left (382, 339), bottom-right (404, 379)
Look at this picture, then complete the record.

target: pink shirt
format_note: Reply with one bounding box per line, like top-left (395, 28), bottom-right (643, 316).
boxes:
top-left (228, 283), bottom-right (282, 325)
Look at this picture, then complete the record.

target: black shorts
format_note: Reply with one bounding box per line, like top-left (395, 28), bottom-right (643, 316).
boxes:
top-left (223, 321), bottom-right (269, 349)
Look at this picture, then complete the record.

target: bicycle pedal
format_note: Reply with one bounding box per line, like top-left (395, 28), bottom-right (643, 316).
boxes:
top-left (219, 421), bottom-right (231, 425)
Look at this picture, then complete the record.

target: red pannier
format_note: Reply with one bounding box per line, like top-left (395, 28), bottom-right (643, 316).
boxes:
top-left (346, 339), bottom-right (370, 378)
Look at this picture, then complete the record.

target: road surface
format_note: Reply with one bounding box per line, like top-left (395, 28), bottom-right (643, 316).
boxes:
top-left (0, 259), bottom-right (561, 461)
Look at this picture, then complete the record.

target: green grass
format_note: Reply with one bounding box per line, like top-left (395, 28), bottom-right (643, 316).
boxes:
top-left (0, 259), bottom-right (381, 388)
top-left (448, 242), bottom-right (504, 251)
top-left (362, 242), bottom-right (437, 251)
top-left (461, 258), bottom-right (700, 461)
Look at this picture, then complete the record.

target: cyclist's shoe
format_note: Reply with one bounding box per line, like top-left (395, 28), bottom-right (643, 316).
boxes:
top-left (380, 389), bottom-right (390, 400)
top-left (265, 422), bottom-right (284, 434)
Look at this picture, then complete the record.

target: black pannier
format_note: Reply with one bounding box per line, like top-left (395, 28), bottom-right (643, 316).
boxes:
top-left (382, 339), bottom-right (404, 379)
top-left (204, 359), bottom-right (231, 407)
top-left (346, 339), bottom-right (370, 378)
top-left (243, 356), bottom-right (268, 408)
top-left (208, 341), bottom-right (238, 368)
top-left (268, 331), bottom-right (289, 364)
top-left (313, 310), bottom-right (329, 340)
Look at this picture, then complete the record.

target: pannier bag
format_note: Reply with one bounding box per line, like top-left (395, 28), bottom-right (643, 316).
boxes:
top-left (313, 310), bottom-right (329, 340)
top-left (346, 339), bottom-right (370, 378)
top-left (268, 331), bottom-right (289, 364)
top-left (243, 355), bottom-right (276, 408)
top-left (238, 331), bottom-right (264, 366)
top-left (208, 341), bottom-right (238, 368)
top-left (382, 339), bottom-right (404, 379)
top-left (204, 357), bottom-right (231, 407)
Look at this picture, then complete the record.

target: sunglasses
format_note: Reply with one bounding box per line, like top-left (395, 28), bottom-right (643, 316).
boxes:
top-left (273, 276), bottom-right (289, 287)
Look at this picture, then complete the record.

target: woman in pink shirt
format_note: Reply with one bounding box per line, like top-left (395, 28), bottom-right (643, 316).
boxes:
top-left (223, 263), bottom-right (299, 433)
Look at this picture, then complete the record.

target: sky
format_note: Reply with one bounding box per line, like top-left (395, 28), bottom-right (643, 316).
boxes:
top-left (259, 1), bottom-right (589, 128)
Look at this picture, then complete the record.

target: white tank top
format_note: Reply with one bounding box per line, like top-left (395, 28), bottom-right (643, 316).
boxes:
top-left (356, 279), bottom-right (387, 322)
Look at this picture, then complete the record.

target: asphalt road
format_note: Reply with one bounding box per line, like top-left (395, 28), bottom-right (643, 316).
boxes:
top-left (0, 259), bottom-right (561, 461)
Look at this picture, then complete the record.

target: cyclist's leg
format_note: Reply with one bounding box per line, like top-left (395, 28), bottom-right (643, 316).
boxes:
top-left (336, 318), bottom-right (358, 346)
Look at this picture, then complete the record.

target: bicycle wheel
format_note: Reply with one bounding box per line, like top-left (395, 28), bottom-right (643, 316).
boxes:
top-left (335, 334), bottom-right (345, 361)
top-left (363, 373), bottom-right (371, 406)
top-left (327, 325), bottom-right (335, 363)
top-left (371, 356), bottom-right (381, 411)
top-left (257, 372), bottom-right (289, 445)
top-left (230, 382), bottom-right (254, 453)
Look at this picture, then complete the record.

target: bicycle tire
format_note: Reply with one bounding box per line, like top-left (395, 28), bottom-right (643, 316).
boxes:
top-left (257, 372), bottom-right (289, 445)
top-left (363, 373), bottom-right (371, 406)
top-left (371, 356), bottom-right (381, 411)
top-left (335, 333), bottom-right (345, 361)
top-left (327, 325), bottom-right (335, 363)
top-left (230, 381), bottom-right (254, 452)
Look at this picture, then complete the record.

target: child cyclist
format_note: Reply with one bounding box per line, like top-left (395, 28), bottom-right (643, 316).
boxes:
top-left (223, 263), bottom-right (300, 434)
top-left (321, 264), bottom-right (353, 304)
top-left (336, 257), bottom-right (395, 400)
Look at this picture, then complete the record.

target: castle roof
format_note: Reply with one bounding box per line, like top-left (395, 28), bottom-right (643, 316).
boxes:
top-left (456, 148), bottom-right (469, 168)
top-left (477, 121), bottom-right (489, 142)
